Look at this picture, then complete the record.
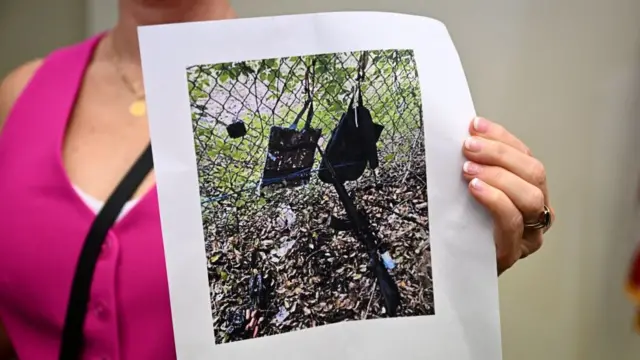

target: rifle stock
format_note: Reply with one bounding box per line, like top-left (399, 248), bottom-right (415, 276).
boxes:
top-left (370, 255), bottom-right (401, 316)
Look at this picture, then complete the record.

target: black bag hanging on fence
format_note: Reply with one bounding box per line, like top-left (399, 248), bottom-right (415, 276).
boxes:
top-left (261, 60), bottom-right (322, 189)
top-left (58, 144), bottom-right (154, 360)
top-left (317, 53), bottom-right (384, 185)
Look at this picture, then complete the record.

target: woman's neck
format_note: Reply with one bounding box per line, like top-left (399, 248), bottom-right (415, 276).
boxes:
top-left (109, 0), bottom-right (235, 64)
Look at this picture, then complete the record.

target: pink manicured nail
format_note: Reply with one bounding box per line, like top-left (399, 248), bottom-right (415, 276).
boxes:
top-left (473, 117), bottom-right (490, 133)
top-left (463, 161), bottom-right (481, 175)
top-left (470, 178), bottom-right (484, 191)
top-left (464, 137), bottom-right (482, 152)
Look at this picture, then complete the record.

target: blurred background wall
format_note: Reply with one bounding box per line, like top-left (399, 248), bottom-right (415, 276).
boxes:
top-left (2, 0), bottom-right (640, 359)
top-left (86, 0), bottom-right (118, 35)
top-left (0, 0), bottom-right (86, 76)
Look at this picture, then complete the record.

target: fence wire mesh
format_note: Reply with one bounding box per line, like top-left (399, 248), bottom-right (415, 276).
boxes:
top-left (187, 49), bottom-right (433, 343)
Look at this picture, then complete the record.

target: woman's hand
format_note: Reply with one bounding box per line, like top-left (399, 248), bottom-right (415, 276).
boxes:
top-left (462, 117), bottom-right (554, 275)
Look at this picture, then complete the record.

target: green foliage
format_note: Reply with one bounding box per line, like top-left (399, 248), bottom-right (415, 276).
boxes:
top-left (186, 49), bottom-right (423, 224)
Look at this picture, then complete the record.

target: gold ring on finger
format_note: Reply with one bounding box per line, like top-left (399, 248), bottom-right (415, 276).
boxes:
top-left (523, 205), bottom-right (552, 231)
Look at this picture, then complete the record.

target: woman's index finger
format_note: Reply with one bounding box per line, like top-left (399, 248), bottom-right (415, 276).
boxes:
top-left (469, 117), bottom-right (532, 156)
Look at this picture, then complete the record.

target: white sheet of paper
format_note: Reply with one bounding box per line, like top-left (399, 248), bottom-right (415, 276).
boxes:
top-left (139, 11), bottom-right (501, 360)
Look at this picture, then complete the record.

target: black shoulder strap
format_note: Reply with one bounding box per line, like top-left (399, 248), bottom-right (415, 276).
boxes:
top-left (59, 144), bottom-right (154, 360)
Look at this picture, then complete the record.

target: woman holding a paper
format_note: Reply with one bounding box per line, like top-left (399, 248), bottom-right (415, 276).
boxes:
top-left (0, 0), bottom-right (553, 359)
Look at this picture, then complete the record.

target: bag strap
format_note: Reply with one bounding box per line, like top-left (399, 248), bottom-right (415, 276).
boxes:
top-left (302, 59), bottom-right (316, 130)
top-left (348, 52), bottom-right (367, 111)
top-left (289, 59), bottom-right (316, 130)
top-left (59, 144), bottom-right (154, 360)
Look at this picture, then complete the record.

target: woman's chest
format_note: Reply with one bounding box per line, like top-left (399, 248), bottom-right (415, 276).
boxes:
top-left (62, 88), bottom-right (156, 203)
top-left (0, 181), bottom-right (171, 330)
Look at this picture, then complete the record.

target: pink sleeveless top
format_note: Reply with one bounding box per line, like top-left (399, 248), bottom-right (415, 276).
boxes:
top-left (0, 36), bottom-right (176, 359)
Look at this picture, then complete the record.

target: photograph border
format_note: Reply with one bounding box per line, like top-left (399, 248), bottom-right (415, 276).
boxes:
top-left (139, 11), bottom-right (501, 360)
top-left (188, 48), bottom-right (434, 343)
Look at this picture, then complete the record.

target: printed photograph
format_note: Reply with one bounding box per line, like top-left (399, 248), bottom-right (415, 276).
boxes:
top-left (186, 49), bottom-right (434, 344)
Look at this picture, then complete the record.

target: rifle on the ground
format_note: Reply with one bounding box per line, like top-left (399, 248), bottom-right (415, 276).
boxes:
top-left (316, 145), bottom-right (401, 317)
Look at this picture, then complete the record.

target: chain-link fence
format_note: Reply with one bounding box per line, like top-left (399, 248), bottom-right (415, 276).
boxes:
top-left (187, 49), bottom-right (433, 344)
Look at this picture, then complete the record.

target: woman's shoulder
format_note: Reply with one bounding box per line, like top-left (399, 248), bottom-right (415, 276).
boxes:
top-left (0, 59), bottom-right (43, 131)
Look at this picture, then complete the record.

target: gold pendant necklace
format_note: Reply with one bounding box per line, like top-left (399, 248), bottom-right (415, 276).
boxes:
top-left (111, 35), bottom-right (146, 118)
top-left (129, 99), bottom-right (147, 117)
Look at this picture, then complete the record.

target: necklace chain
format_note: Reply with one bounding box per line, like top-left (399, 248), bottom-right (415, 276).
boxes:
top-left (114, 59), bottom-right (145, 100)
top-left (111, 43), bottom-right (145, 99)
top-left (109, 34), bottom-right (147, 117)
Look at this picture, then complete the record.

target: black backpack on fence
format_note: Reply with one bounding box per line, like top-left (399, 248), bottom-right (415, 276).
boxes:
top-left (317, 60), bottom-right (384, 184)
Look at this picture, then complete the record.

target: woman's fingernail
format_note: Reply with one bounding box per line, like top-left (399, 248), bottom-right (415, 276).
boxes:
top-left (473, 117), bottom-right (490, 133)
top-left (470, 178), bottom-right (485, 191)
top-left (463, 161), bottom-right (481, 175)
top-left (464, 137), bottom-right (482, 152)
